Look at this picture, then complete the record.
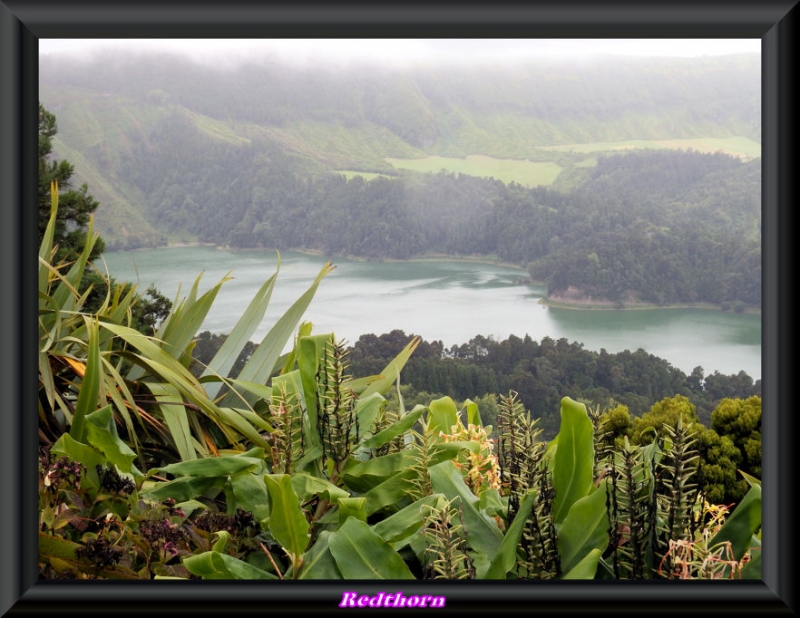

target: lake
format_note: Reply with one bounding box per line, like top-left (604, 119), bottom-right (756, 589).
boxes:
top-left (100, 246), bottom-right (762, 381)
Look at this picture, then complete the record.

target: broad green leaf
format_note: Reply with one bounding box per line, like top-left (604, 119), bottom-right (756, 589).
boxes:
top-left (372, 494), bottom-right (448, 547)
top-left (362, 470), bottom-right (417, 515)
top-left (183, 549), bottom-right (277, 580)
top-left (50, 433), bottom-right (105, 488)
top-left (360, 407), bottom-right (424, 450)
top-left (428, 460), bottom-right (502, 556)
top-left (740, 542), bottom-right (762, 579)
top-left (557, 480), bottom-right (609, 575)
top-left (297, 530), bottom-right (342, 579)
top-left (85, 405), bottom-right (137, 474)
top-left (427, 396), bottom-right (460, 436)
top-left (265, 474), bottom-right (310, 558)
top-left (464, 398), bottom-right (483, 427)
top-left (296, 333), bottom-right (335, 448)
top-left (708, 483), bottom-right (761, 562)
top-left (354, 392), bottom-right (387, 444)
top-left (328, 517), bottom-right (415, 579)
top-left (278, 320), bottom-right (314, 376)
top-left (563, 548), bottom-right (603, 579)
top-left (552, 397), bottom-right (595, 523)
top-left (139, 476), bottom-right (220, 503)
top-left (338, 497), bottom-right (368, 524)
top-left (342, 451), bottom-right (414, 493)
top-left (151, 449), bottom-right (265, 478)
top-left (484, 489), bottom-right (537, 579)
top-left (291, 472), bottom-right (350, 504)
top-left (228, 470), bottom-right (270, 515)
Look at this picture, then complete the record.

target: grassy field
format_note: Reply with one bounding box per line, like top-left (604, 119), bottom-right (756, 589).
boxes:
top-left (384, 154), bottom-right (563, 188)
top-left (383, 136), bottom-right (760, 188)
top-left (334, 170), bottom-right (396, 181)
top-left (537, 136), bottom-right (761, 160)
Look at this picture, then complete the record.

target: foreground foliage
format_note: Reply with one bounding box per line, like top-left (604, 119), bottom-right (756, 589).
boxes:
top-left (38, 188), bottom-right (761, 580)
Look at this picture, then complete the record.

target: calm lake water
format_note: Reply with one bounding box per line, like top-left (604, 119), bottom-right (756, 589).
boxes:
top-left (101, 246), bottom-right (762, 381)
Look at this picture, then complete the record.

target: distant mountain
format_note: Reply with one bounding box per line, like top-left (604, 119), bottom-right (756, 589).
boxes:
top-left (39, 50), bottom-right (760, 250)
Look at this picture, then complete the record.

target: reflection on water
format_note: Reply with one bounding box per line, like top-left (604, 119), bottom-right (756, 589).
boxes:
top-left (102, 246), bottom-right (762, 380)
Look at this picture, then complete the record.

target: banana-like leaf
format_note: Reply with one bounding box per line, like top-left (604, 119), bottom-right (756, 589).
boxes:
top-left (464, 398), bottom-right (483, 427)
top-left (362, 470), bottom-right (418, 515)
top-left (428, 460), bottom-right (502, 557)
top-left (557, 479), bottom-right (609, 576)
top-left (372, 494), bottom-right (448, 547)
top-left (296, 333), bottom-right (336, 447)
top-left (360, 407), bottom-right (425, 450)
top-left (708, 483), bottom-right (762, 563)
top-left (328, 517), bottom-right (415, 579)
top-left (297, 530), bottom-right (342, 579)
top-left (183, 546), bottom-right (277, 580)
top-left (290, 472), bottom-right (350, 504)
top-left (563, 548), bottom-right (603, 579)
top-left (139, 476), bottom-right (220, 503)
top-left (228, 469), bottom-right (270, 516)
top-left (265, 474), bottom-right (310, 559)
top-left (552, 397), bottom-right (595, 523)
top-left (484, 489), bottom-right (537, 579)
top-left (150, 448), bottom-right (266, 478)
top-left (50, 433), bottom-right (106, 489)
top-left (338, 497), bottom-right (368, 524)
top-left (84, 405), bottom-right (138, 475)
top-left (426, 396), bottom-right (461, 436)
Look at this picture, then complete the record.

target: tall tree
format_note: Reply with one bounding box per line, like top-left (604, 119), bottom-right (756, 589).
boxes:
top-left (38, 101), bottom-right (105, 262)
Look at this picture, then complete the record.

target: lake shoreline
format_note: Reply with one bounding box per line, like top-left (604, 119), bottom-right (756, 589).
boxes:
top-left (133, 242), bottom-right (761, 316)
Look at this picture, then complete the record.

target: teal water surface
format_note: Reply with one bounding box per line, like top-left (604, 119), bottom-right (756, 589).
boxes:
top-left (101, 246), bottom-right (762, 380)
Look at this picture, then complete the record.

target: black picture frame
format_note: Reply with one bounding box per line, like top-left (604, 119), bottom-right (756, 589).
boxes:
top-left (1, 1), bottom-right (795, 615)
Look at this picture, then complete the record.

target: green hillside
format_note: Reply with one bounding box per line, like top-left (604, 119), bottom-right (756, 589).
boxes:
top-left (39, 51), bottom-right (760, 249)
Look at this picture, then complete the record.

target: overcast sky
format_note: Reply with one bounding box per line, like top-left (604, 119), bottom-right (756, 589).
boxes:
top-left (39, 38), bottom-right (761, 69)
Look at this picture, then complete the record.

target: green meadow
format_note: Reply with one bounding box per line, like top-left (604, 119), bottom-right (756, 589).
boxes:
top-left (384, 154), bottom-right (563, 188)
top-left (538, 136), bottom-right (761, 160)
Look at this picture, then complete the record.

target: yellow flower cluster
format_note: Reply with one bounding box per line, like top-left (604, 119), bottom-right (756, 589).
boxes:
top-left (438, 423), bottom-right (502, 494)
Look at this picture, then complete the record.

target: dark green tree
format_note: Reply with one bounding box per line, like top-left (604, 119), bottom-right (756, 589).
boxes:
top-left (38, 102), bottom-right (105, 262)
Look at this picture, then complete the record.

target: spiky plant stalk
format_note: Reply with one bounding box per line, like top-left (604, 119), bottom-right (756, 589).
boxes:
top-left (421, 499), bottom-right (476, 579)
top-left (604, 439), bottom-right (655, 579)
top-left (370, 403), bottom-right (406, 459)
top-left (405, 420), bottom-right (436, 501)
top-left (654, 419), bottom-right (702, 575)
top-left (495, 391), bottom-right (560, 578)
top-left (268, 386), bottom-right (305, 474)
top-left (316, 338), bottom-right (358, 479)
top-left (496, 391), bottom-right (540, 520)
top-left (518, 447), bottom-right (561, 579)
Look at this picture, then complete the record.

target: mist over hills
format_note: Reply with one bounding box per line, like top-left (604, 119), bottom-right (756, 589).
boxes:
top-left (38, 49), bottom-right (761, 309)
